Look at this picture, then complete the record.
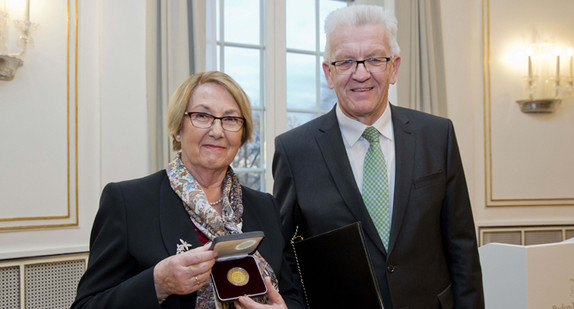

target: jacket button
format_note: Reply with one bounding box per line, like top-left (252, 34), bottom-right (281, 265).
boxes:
top-left (387, 265), bottom-right (395, 273)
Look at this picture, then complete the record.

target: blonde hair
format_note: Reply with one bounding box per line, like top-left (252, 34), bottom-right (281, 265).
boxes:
top-left (167, 71), bottom-right (253, 151)
top-left (323, 4), bottom-right (400, 61)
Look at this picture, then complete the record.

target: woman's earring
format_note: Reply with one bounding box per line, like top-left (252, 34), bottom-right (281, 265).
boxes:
top-left (176, 135), bottom-right (181, 141)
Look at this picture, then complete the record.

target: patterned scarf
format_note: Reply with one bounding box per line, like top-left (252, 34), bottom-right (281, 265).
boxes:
top-left (166, 152), bottom-right (278, 308)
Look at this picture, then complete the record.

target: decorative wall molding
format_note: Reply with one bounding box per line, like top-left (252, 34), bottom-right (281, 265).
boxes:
top-left (0, 0), bottom-right (78, 229)
top-left (482, 0), bottom-right (574, 207)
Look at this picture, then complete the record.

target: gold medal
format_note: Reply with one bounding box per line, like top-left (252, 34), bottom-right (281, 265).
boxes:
top-left (227, 267), bottom-right (249, 286)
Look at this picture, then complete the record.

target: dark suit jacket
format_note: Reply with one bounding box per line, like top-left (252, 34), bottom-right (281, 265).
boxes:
top-left (272, 104), bottom-right (484, 309)
top-left (72, 170), bottom-right (303, 309)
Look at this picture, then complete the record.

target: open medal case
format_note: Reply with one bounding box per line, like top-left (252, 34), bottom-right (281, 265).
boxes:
top-left (210, 231), bottom-right (267, 302)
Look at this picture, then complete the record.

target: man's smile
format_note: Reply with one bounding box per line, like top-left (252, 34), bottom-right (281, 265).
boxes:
top-left (351, 87), bottom-right (374, 92)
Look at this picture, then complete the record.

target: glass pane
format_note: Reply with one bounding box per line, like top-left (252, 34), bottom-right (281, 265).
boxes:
top-left (236, 172), bottom-right (263, 191)
top-left (319, 0), bottom-right (348, 53)
top-left (216, 0), bottom-right (220, 41)
top-left (233, 110), bottom-right (262, 169)
top-left (224, 47), bottom-right (261, 108)
top-left (286, 0), bottom-right (315, 51)
top-left (216, 46), bottom-right (221, 71)
top-left (224, 0), bottom-right (259, 45)
top-left (286, 53), bottom-right (316, 110)
top-left (320, 68), bottom-right (337, 111)
top-left (287, 112), bottom-right (319, 130)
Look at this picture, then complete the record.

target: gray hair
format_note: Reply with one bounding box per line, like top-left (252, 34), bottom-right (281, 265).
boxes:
top-left (323, 4), bottom-right (400, 61)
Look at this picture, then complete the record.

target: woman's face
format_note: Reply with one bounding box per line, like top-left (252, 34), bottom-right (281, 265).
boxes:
top-left (179, 82), bottom-right (243, 176)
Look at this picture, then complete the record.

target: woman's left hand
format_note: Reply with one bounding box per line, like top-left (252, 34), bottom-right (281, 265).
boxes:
top-left (234, 277), bottom-right (287, 309)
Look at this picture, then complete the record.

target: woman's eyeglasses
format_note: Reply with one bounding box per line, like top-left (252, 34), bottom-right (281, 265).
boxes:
top-left (184, 112), bottom-right (245, 132)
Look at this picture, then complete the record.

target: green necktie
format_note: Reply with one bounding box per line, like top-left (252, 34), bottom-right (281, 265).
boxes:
top-left (361, 126), bottom-right (391, 249)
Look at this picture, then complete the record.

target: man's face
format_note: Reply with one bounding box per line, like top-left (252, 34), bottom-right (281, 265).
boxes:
top-left (322, 23), bottom-right (400, 125)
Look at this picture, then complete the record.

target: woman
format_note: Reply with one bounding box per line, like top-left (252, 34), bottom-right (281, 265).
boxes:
top-left (72, 71), bottom-right (303, 309)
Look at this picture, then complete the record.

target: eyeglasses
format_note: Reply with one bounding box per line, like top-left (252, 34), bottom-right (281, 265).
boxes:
top-left (184, 112), bottom-right (245, 132)
top-left (329, 57), bottom-right (392, 75)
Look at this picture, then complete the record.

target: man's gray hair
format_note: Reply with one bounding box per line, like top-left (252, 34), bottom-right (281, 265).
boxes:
top-left (323, 4), bottom-right (400, 61)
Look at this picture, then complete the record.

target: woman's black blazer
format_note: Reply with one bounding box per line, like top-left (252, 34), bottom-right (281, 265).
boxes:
top-left (72, 170), bottom-right (303, 309)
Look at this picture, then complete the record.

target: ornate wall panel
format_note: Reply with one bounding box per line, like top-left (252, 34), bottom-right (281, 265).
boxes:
top-left (0, 0), bottom-right (78, 229)
top-left (483, 0), bottom-right (574, 207)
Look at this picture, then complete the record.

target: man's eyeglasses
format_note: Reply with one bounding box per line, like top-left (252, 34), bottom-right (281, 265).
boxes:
top-left (329, 57), bottom-right (392, 75)
top-left (184, 112), bottom-right (245, 132)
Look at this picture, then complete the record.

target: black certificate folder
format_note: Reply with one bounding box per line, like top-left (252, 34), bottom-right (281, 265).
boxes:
top-left (293, 222), bottom-right (383, 309)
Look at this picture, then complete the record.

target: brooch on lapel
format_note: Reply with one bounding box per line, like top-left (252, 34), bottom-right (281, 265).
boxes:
top-left (176, 238), bottom-right (192, 254)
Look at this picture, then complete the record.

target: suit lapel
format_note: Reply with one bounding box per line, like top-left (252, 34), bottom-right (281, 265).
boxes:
top-left (241, 192), bottom-right (260, 233)
top-left (158, 173), bottom-right (203, 256)
top-left (156, 172), bottom-right (203, 307)
top-left (315, 108), bottom-right (388, 256)
top-left (387, 105), bottom-right (415, 255)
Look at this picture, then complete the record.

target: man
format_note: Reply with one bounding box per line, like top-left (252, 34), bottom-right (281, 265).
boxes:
top-left (272, 5), bottom-right (484, 309)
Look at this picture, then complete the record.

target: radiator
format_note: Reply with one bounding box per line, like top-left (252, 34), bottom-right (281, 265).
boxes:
top-left (0, 253), bottom-right (88, 309)
top-left (480, 225), bottom-right (574, 246)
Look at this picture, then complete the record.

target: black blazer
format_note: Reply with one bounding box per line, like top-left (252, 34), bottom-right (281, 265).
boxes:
top-left (273, 104), bottom-right (484, 309)
top-left (72, 170), bottom-right (303, 309)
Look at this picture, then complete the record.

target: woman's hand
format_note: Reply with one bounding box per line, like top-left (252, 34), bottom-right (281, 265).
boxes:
top-left (153, 243), bottom-right (217, 299)
top-left (234, 277), bottom-right (287, 309)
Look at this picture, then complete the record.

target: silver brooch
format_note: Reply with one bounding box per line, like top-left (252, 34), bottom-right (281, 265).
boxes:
top-left (176, 238), bottom-right (192, 254)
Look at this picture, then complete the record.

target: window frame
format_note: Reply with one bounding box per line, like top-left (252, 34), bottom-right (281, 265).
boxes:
top-left (203, 0), bottom-right (396, 192)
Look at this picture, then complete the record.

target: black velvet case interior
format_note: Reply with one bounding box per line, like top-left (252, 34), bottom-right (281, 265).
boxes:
top-left (211, 255), bottom-right (267, 301)
top-left (209, 231), bottom-right (267, 302)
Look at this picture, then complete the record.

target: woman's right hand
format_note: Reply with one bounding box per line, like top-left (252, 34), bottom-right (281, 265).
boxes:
top-left (153, 242), bottom-right (217, 300)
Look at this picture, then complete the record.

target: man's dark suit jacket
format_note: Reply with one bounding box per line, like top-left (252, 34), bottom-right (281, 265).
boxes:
top-left (72, 170), bottom-right (303, 309)
top-left (272, 104), bottom-right (484, 309)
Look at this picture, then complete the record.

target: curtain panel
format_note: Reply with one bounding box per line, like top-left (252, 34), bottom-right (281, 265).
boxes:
top-left (146, 0), bottom-right (206, 171)
top-left (397, 0), bottom-right (447, 116)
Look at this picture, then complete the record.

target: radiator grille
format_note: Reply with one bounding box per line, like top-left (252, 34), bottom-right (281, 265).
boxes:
top-left (0, 266), bottom-right (20, 309)
top-left (524, 229), bottom-right (563, 245)
top-left (482, 230), bottom-right (521, 245)
top-left (0, 253), bottom-right (87, 309)
top-left (480, 225), bottom-right (574, 246)
top-left (24, 260), bottom-right (85, 309)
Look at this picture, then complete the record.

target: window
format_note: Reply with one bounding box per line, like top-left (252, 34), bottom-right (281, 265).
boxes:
top-left (285, 0), bottom-right (347, 130)
top-left (214, 0), bottom-right (265, 190)
top-left (213, 0), bottom-right (350, 191)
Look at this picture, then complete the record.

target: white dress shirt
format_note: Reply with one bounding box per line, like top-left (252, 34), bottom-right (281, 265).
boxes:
top-left (336, 103), bottom-right (396, 219)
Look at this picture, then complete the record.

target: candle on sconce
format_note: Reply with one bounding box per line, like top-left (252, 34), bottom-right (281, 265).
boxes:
top-left (528, 55), bottom-right (532, 82)
top-left (570, 54), bottom-right (573, 78)
top-left (551, 46), bottom-right (562, 98)
top-left (556, 55), bottom-right (560, 81)
top-left (24, 0), bottom-right (30, 22)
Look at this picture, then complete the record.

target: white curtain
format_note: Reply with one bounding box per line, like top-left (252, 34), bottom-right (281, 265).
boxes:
top-left (146, 0), bottom-right (207, 171)
top-left (396, 0), bottom-right (447, 116)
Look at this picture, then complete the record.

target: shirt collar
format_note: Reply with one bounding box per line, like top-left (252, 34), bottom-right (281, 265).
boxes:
top-left (336, 103), bottom-right (394, 147)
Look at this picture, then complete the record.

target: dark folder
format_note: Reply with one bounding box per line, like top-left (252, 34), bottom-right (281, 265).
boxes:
top-left (292, 222), bottom-right (384, 308)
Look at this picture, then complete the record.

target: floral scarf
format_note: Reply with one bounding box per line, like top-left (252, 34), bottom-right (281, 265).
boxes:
top-left (166, 152), bottom-right (278, 308)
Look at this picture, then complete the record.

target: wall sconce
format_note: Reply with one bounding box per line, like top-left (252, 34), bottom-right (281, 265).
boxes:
top-left (516, 43), bottom-right (574, 113)
top-left (0, 0), bottom-right (37, 81)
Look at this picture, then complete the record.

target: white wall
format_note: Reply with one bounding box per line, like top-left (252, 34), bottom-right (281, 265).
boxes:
top-left (0, 0), bottom-right (149, 259)
top-left (440, 0), bottom-right (574, 228)
top-left (99, 0), bottom-right (150, 186)
top-left (2, 0), bottom-right (573, 260)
